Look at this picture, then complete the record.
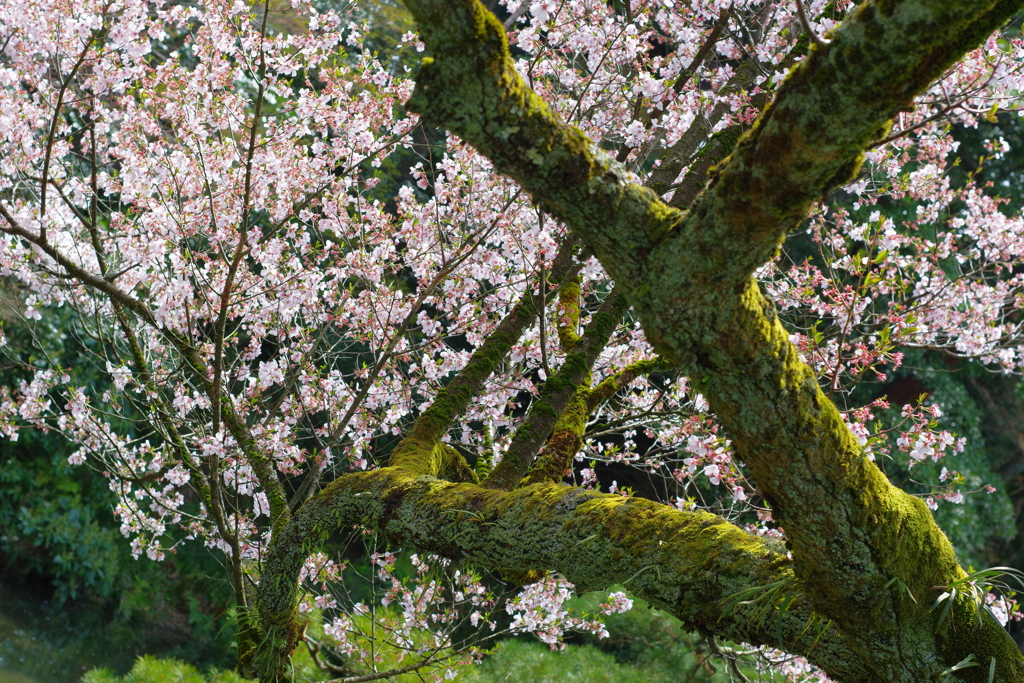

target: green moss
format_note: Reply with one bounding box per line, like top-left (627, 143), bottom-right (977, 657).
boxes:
top-left (936, 590), bottom-right (1024, 682)
top-left (556, 276), bottom-right (582, 351)
top-left (523, 386), bottom-right (589, 486)
top-left (463, 635), bottom-right (732, 683)
top-left (587, 358), bottom-right (668, 410)
top-left (256, 452), bottom-right (872, 678)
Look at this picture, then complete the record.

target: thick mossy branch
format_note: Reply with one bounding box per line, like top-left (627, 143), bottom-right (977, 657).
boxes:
top-left (258, 468), bottom-right (864, 682)
top-left (400, 0), bottom-right (1024, 678)
top-left (403, 0), bottom-right (680, 261)
top-left (437, 443), bottom-right (478, 484)
top-left (484, 288), bottom-right (630, 490)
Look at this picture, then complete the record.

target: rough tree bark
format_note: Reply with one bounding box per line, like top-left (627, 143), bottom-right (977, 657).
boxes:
top-left (253, 1), bottom-right (1024, 681)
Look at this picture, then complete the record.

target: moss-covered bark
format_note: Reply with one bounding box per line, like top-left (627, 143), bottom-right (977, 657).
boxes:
top-left (485, 289), bottom-right (629, 489)
top-left (587, 358), bottom-right (670, 412)
top-left (258, 460), bottom-right (867, 680)
top-left (253, 0), bottom-right (1024, 680)
top-left (395, 0), bottom-right (1024, 679)
top-left (388, 236), bottom-right (579, 476)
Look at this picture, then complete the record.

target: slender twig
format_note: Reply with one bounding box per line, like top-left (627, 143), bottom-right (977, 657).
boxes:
top-left (211, 0), bottom-right (273, 435)
top-left (503, 1), bottom-right (529, 29)
top-left (40, 37), bottom-right (97, 241)
top-left (795, 0), bottom-right (828, 47)
top-left (0, 28), bottom-right (18, 54)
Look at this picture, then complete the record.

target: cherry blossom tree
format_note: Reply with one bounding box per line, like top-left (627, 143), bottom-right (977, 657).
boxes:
top-left (2, 0), bottom-right (1024, 681)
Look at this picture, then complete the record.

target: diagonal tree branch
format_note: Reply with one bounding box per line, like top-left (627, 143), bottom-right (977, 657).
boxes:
top-left (586, 357), bottom-right (672, 413)
top-left (484, 287), bottom-right (629, 490)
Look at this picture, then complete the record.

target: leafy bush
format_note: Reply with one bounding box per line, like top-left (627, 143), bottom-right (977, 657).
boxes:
top-left (463, 637), bottom-right (730, 683)
top-left (81, 656), bottom-right (246, 683)
top-left (462, 589), bottom-right (734, 683)
top-left (0, 429), bottom-right (123, 602)
top-left (0, 295), bottom-right (235, 668)
top-left (296, 607), bottom-right (473, 682)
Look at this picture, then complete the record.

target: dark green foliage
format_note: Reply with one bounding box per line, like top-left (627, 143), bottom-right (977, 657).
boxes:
top-left (0, 428), bottom-right (122, 602)
top-left (0, 289), bottom-right (235, 674)
top-left (856, 351), bottom-right (1016, 571)
top-left (467, 639), bottom-right (688, 683)
top-left (565, 591), bottom-right (737, 682)
top-left (0, 295), bottom-right (127, 601)
top-left (910, 359), bottom-right (1017, 570)
top-left (950, 113), bottom-right (1024, 215)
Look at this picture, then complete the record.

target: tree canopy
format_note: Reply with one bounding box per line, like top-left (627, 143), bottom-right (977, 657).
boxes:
top-left (2, 0), bottom-right (1024, 681)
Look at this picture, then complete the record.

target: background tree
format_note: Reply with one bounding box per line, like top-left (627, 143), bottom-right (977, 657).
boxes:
top-left (2, 0), bottom-right (1024, 681)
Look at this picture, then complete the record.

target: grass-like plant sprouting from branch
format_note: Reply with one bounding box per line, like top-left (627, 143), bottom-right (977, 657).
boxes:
top-left (938, 653), bottom-right (1000, 682)
top-left (932, 566), bottom-right (1024, 633)
top-left (718, 576), bottom-right (830, 650)
top-left (883, 576), bottom-right (918, 605)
